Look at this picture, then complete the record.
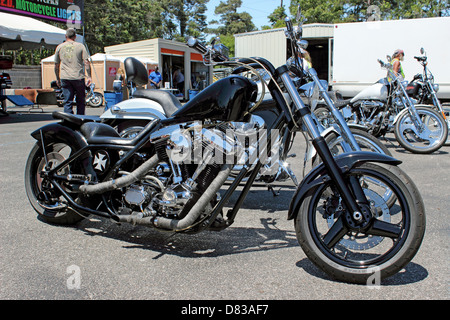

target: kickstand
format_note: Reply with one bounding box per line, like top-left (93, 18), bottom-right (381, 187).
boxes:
top-left (267, 185), bottom-right (281, 197)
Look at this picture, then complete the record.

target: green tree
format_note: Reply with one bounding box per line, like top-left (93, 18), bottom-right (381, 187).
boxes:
top-left (82, 0), bottom-right (210, 53)
top-left (209, 0), bottom-right (256, 35)
top-left (83, 0), bottom-right (161, 54)
top-left (267, 5), bottom-right (288, 28)
top-left (289, 0), bottom-right (345, 23)
top-left (288, 0), bottom-right (449, 24)
top-left (159, 0), bottom-right (209, 41)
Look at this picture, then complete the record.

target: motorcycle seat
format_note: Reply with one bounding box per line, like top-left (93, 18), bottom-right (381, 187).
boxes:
top-left (132, 89), bottom-right (182, 117)
top-left (80, 121), bottom-right (132, 145)
top-left (52, 111), bottom-right (100, 126)
top-left (80, 118), bottom-right (159, 146)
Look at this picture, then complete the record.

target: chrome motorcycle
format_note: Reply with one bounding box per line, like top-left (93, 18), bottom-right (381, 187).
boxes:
top-left (53, 81), bottom-right (104, 108)
top-left (24, 10), bottom-right (425, 284)
top-left (406, 48), bottom-right (449, 145)
top-left (331, 57), bottom-right (448, 154)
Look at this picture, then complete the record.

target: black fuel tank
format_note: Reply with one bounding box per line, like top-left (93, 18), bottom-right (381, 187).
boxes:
top-left (171, 75), bottom-right (257, 122)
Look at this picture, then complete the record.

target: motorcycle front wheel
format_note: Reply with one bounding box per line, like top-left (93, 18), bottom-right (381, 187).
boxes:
top-left (88, 92), bottom-right (104, 108)
top-left (295, 163), bottom-right (425, 284)
top-left (394, 106), bottom-right (448, 154)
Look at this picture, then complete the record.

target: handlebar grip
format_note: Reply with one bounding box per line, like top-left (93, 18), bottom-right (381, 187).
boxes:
top-left (377, 59), bottom-right (385, 67)
top-left (187, 37), bottom-right (207, 55)
top-left (414, 56), bottom-right (427, 62)
top-left (235, 57), bottom-right (277, 77)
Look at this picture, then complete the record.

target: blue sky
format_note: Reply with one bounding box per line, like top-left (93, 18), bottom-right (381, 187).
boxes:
top-left (206, 0), bottom-right (292, 30)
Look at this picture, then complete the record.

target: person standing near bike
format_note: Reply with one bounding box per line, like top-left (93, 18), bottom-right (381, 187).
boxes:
top-left (392, 49), bottom-right (405, 81)
top-left (149, 67), bottom-right (162, 89)
top-left (55, 28), bottom-right (91, 115)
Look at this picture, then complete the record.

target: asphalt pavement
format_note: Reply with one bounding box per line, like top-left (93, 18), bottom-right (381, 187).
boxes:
top-left (0, 105), bottom-right (448, 303)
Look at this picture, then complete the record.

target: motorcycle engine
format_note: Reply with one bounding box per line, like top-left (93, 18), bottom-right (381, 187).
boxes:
top-left (114, 119), bottom-right (265, 222)
top-left (356, 100), bottom-right (384, 113)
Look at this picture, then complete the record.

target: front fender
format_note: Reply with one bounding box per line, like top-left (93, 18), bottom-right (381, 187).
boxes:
top-left (392, 108), bottom-right (410, 125)
top-left (287, 151), bottom-right (401, 220)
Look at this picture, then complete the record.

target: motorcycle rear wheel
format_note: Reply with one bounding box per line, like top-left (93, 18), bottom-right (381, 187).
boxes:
top-left (394, 106), bottom-right (448, 154)
top-left (295, 163), bottom-right (425, 284)
top-left (25, 142), bottom-right (85, 225)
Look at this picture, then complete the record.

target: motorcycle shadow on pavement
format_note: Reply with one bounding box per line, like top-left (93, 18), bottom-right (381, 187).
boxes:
top-left (74, 214), bottom-right (300, 260)
top-left (296, 259), bottom-right (428, 285)
top-left (42, 183), bottom-right (303, 266)
top-left (222, 182), bottom-right (298, 213)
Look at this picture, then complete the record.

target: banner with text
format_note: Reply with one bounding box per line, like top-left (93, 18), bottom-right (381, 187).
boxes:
top-left (0, 0), bottom-right (84, 28)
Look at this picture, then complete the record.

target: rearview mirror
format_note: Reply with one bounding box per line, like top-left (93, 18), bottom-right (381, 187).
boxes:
top-left (295, 4), bottom-right (306, 25)
top-left (298, 39), bottom-right (308, 50)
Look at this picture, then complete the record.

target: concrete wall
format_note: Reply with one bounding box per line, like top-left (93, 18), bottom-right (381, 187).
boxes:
top-left (5, 65), bottom-right (41, 89)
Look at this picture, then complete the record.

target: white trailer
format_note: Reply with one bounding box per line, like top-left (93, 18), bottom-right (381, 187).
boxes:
top-left (332, 17), bottom-right (450, 99)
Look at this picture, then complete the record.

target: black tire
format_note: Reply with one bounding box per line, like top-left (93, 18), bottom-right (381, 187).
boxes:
top-left (25, 142), bottom-right (85, 225)
top-left (394, 106), bottom-right (448, 154)
top-left (439, 106), bottom-right (450, 146)
top-left (294, 163), bottom-right (425, 284)
top-left (88, 92), bottom-right (103, 108)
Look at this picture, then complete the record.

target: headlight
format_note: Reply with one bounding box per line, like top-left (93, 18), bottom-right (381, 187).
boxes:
top-left (433, 84), bottom-right (439, 92)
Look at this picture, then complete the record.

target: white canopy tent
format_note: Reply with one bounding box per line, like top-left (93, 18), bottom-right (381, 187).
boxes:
top-left (0, 12), bottom-right (84, 50)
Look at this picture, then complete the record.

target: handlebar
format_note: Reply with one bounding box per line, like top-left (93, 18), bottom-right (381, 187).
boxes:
top-left (187, 37), bottom-right (208, 55)
top-left (187, 37), bottom-right (228, 63)
top-left (378, 59), bottom-right (387, 68)
top-left (414, 56), bottom-right (427, 62)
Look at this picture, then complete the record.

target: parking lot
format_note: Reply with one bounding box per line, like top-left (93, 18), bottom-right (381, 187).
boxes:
top-left (0, 105), bottom-right (448, 302)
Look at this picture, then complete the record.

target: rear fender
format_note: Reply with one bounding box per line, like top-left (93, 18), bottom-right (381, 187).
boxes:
top-left (287, 151), bottom-right (402, 220)
top-left (347, 123), bottom-right (370, 132)
top-left (31, 123), bottom-right (96, 177)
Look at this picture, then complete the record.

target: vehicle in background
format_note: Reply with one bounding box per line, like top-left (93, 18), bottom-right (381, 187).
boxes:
top-left (332, 17), bottom-right (450, 100)
top-left (0, 55), bottom-right (13, 115)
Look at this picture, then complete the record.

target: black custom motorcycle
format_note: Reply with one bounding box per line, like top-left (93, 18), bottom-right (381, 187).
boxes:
top-left (25, 11), bottom-right (425, 284)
